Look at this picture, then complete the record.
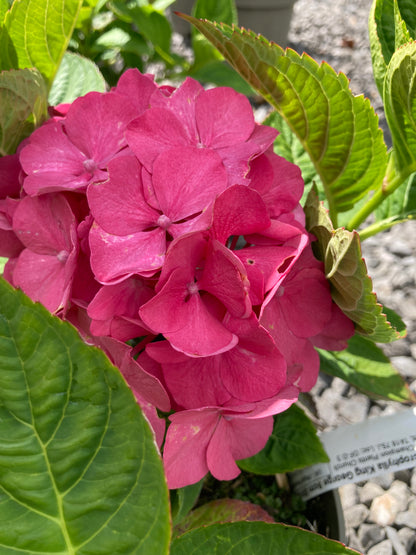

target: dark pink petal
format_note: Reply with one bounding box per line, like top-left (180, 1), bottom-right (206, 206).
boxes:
top-left (98, 336), bottom-right (171, 412)
top-left (147, 341), bottom-right (232, 409)
top-left (249, 150), bottom-right (304, 217)
top-left (152, 146), bottom-right (227, 222)
top-left (139, 266), bottom-right (238, 357)
top-left (87, 156), bottom-right (158, 235)
top-left (195, 87), bottom-right (255, 148)
top-left (198, 240), bottom-right (251, 319)
top-left (219, 313), bottom-right (286, 402)
top-left (150, 76), bottom-right (203, 143)
top-left (228, 385), bottom-right (299, 419)
top-left (64, 91), bottom-right (137, 164)
top-left (21, 121), bottom-right (90, 194)
top-left (206, 414), bottom-right (273, 480)
top-left (112, 69), bottom-right (157, 115)
top-left (260, 297), bottom-right (320, 392)
top-left (211, 185), bottom-right (270, 244)
top-left (311, 302), bottom-right (355, 350)
top-left (0, 199), bottom-right (23, 257)
top-left (87, 277), bottom-right (154, 341)
top-left (278, 267), bottom-right (332, 338)
top-left (164, 409), bottom-right (218, 488)
top-left (126, 108), bottom-right (189, 171)
top-left (89, 223), bottom-right (165, 283)
top-left (134, 393), bottom-right (166, 448)
top-left (0, 153), bottom-right (21, 198)
top-left (155, 231), bottom-right (209, 292)
top-left (13, 249), bottom-right (76, 313)
top-left (13, 194), bottom-right (77, 254)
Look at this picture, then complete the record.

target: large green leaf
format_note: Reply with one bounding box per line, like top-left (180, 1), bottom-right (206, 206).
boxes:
top-left (170, 521), bottom-right (360, 554)
top-left (369, 0), bottom-right (416, 95)
top-left (384, 41), bottom-right (416, 173)
top-left (182, 15), bottom-right (388, 224)
top-left (1, 0), bottom-right (83, 87)
top-left (171, 480), bottom-right (204, 527)
top-left (48, 51), bottom-right (106, 106)
top-left (0, 67), bottom-right (48, 156)
top-left (304, 186), bottom-right (404, 342)
top-left (319, 335), bottom-right (415, 403)
top-left (0, 278), bottom-right (171, 554)
top-left (237, 405), bottom-right (328, 475)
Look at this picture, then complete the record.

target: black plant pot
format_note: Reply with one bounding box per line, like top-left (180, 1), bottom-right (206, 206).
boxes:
top-left (305, 489), bottom-right (346, 543)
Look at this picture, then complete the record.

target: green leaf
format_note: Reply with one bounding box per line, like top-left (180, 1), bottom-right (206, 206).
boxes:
top-left (170, 521), bottom-right (360, 554)
top-left (0, 277), bottom-right (171, 554)
top-left (0, 67), bottom-right (48, 156)
top-left (183, 16), bottom-right (388, 224)
top-left (384, 41), bottom-right (416, 173)
top-left (1, 0), bottom-right (83, 87)
top-left (360, 170), bottom-right (416, 236)
top-left (398, 0), bottom-right (416, 36)
top-left (0, 0), bottom-right (8, 22)
top-left (304, 186), bottom-right (404, 342)
top-left (130, 5), bottom-right (173, 63)
top-left (0, 256), bottom-right (7, 274)
top-left (171, 480), bottom-right (204, 527)
top-left (189, 59), bottom-right (254, 96)
top-left (175, 499), bottom-right (273, 536)
top-left (319, 334), bottom-right (416, 403)
top-left (369, 0), bottom-right (416, 96)
top-left (48, 51), bottom-right (106, 105)
top-left (190, 0), bottom-right (237, 73)
top-left (237, 405), bottom-right (328, 475)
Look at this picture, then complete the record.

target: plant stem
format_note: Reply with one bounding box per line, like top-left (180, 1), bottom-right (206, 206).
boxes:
top-left (346, 155), bottom-right (415, 231)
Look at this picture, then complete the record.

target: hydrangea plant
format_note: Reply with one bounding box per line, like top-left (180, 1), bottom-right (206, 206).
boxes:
top-left (0, 0), bottom-right (415, 553)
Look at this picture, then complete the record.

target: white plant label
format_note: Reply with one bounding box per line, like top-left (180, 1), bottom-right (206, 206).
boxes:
top-left (290, 407), bottom-right (416, 501)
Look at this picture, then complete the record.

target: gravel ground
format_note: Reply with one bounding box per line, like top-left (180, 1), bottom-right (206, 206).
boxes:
top-left (287, 1), bottom-right (416, 553)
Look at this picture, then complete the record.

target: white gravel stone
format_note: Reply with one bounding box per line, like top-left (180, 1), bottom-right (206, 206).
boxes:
top-left (358, 523), bottom-right (386, 550)
top-left (339, 483), bottom-right (360, 510)
top-left (369, 493), bottom-right (401, 526)
top-left (359, 482), bottom-right (385, 506)
top-left (396, 510), bottom-right (416, 529)
top-left (367, 539), bottom-right (393, 555)
top-left (344, 504), bottom-right (369, 529)
top-left (397, 527), bottom-right (416, 553)
top-left (388, 480), bottom-right (411, 512)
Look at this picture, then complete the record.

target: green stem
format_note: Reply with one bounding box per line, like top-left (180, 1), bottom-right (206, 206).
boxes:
top-left (346, 155), bottom-right (415, 231)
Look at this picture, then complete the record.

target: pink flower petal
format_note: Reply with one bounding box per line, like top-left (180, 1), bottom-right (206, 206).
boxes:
top-left (139, 266), bottom-right (238, 357)
top-left (89, 223), bottom-right (165, 283)
top-left (126, 108), bottom-right (189, 171)
top-left (152, 146), bottom-right (227, 222)
top-left (64, 91), bottom-right (137, 164)
top-left (195, 87), bottom-right (255, 148)
top-left (87, 156), bottom-right (158, 235)
top-left (21, 121), bottom-right (90, 194)
top-left (211, 185), bottom-right (270, 244)
top-left (164, 409), bottom-right (218, 488)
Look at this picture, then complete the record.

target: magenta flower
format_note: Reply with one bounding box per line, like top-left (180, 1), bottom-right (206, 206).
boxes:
top-left (139, 231), bottom-right (251, 356)
top-left (11, 194), bottom-right (79, 313)
top-left (163, 407), bottom-right (274, 488)
top-left (126, 77), bottom-right (277, 184)
top-left (146, 312), bottom-right (286, 408)
top-left (20, 92), bottom-right (140, 195)
top-left (87, 277), bottom-right (154, 341)
top-left (88, 148), bottom-right (227, 282)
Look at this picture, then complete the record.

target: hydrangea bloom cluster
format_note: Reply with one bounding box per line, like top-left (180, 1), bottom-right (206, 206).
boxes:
top-left (0, 70), bottom-right (354, 489)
